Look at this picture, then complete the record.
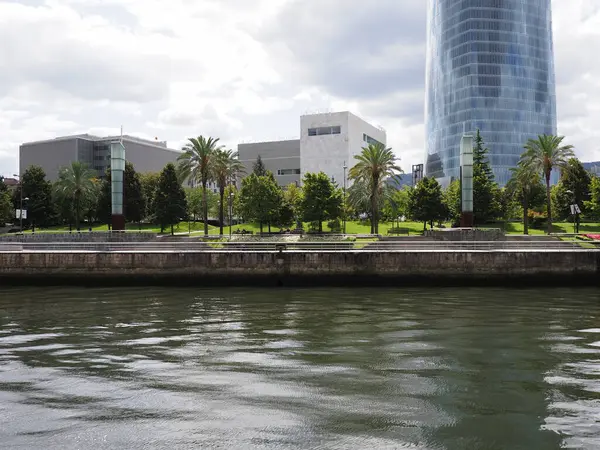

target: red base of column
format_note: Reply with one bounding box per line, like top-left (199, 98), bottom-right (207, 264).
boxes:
top-left (111, 214), bottom-right (125, 231)
top-left (460, 212), bottom-right (474, 228)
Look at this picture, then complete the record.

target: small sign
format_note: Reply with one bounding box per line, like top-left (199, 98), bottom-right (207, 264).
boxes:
top-left (15, 209), bottom-right (27, 219)
top-left (570, 204), bottom-right (581, 215)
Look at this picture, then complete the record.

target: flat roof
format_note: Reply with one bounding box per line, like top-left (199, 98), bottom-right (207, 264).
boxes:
top-left (21, 133), bottom-right (180, 152)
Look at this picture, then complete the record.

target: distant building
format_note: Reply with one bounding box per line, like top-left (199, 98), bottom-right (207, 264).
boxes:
top-left (19, 134), bottom-right (181, 180)
top-left (583, 161), bottom-right (600, 176)
top-left (2, 177), bottom-right (19, 191)
top-left (238, 139), bottom-right (301, 187)
top-left (238, 111), bottom-right (386, 187)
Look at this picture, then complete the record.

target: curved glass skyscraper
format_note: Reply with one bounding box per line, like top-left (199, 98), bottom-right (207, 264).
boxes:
top-left (425, 0), bottom-right (557, 186)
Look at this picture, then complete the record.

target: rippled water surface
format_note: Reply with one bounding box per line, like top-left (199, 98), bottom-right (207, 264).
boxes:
top-left (1, 287), bottom-right (599, 449)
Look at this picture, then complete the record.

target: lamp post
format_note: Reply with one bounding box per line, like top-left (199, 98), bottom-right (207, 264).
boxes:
top-left (566, 189), bottom-right (579, 233)
top-left (229, 191), bottom-right (234, 239)
top-left (342, 161), bottom-right (347, 235)
top-left (13, 174), bottom-right (27, 233)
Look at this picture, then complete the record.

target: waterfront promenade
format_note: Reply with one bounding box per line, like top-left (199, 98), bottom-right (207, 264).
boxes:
top-left (0, 239), bottom-right (598, 286)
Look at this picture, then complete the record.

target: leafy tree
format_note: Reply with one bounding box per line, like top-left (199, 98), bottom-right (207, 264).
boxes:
top-left (213, 149), bottom-right (244, 235)
top-left (238, 173), bottom-right (283, 233)
top-left (300, 172), bottom-right (342, 233)
top-left (53, 162), bottom-right (99, 231)
top-left (140, 172), bottom-right (160, 222)
top-left (585, 176), bottom-right (600, 220)
top-left (124, 162), bottom-right (146, 224)
top-left (408, 177), bottom-right (447, 231)
top-left (274, 200), bottom-right (295, 230)
top-left (0, 179), bottom-right (13, 225)
top-left (252, 155), bottom-right (267, 177)
top-left (348, 143), bottom-right (402, 234)
top-left (552, 158), bottom-right (591, 222)
top-left (155, 163), bottom-right (187, 234)
top-left (186, 187), bottom-right (218, 223)
top-left (520, 134), bottom-right (575, 233)
top-left (506, 162), bottom-right (545, 235)
top-left (444, 179), bottom-right (461, 226)
top-left (14, 166), bottom-right (53, 229)
top-left (347, 180), bottom-right (372, 219)
top-left (283, 183), bottom-right (303, 227)
top-left (383, 186), bottom-right (410, 227)
top-left (96, 170), bottom-right (112, 227)
top-left (472, 130), bottom-right (501, 224)
top-left (178, 136), bottom-right (221, 235)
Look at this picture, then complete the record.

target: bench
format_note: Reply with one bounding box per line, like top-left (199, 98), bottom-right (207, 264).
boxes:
top-left (387, 227), bottom-right (410, 236)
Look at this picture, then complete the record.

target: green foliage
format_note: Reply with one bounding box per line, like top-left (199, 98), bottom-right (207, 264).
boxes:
top-left (520, 134), bottom-right (575, 233)
top-left (139, 172), bottom-right (160, 222)
top-left (527, 209), bottom-right (548, 230)
top-left (16, 166), bottom-right (54, 228)
top-left (53, 162), bottom-right (99, 230)
top-left (327, 219), bottom-right (342, 233)
top-left (506, 162), bottom-right (546, 234)
top-left (300, 172), bottom-right (342, 233)
top-left (444, 179), bottom-right (461, 226)
top-left (274, 200), bottom-right (295, 229)
top-left (0, 179), bottom-right (13, 225)
top-left (237, 173), bottom-right (283, 233)
top-left (383, 186), bottom-right (410, 224)
top-left (552, 158), bottom-right (591, 220)
top-left (472, 130), bottom-right (501, 224)
top-left (252, 155), bottom-right (267, 177)
top-left (124, 162), bottom-right (146, 223)
top-left (348, 143), bottom-right (402, 234)
top-left (408, 177), bottom-right (447, 229)
top-left (585, 176), bottom-right (600, 220)
top-left (213, 149), bottom-right (244, 235)
top-left (155, 163), bottom-right (187, 234)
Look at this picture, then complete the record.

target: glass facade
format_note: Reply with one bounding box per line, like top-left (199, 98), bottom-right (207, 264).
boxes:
top-left (425, 0), bottom-right (557, 186)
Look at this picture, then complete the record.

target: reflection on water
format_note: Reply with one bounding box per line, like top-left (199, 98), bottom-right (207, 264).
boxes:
top-left (0, 287), bottom-right (599, 449)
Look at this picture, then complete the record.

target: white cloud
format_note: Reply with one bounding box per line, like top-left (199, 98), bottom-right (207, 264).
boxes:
top-left (0, 0), bottom-right (599, 180)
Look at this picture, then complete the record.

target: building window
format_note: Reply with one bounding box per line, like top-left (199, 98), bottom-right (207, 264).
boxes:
top-left (277, 169), bottom-right (301, 175)
top-left (363, 133), bottom-right (383, 146)
top-left (308, 126), bottom-right (341, 136)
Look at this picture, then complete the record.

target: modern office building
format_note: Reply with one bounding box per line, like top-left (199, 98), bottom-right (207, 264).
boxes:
top-left (238, 112), bottom-right (386, 188)
top-left (20, 134), bottom-right (181, 180)
top-left (583, 161), bottom-right (600, 177)
top-left (425, 0), bottom-right (557, 186)
top-left (238, 139), bottom-right (301, 186)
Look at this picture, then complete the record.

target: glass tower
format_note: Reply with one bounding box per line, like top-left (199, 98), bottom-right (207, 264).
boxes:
top-left (425, 0), bottom-right (557, 186)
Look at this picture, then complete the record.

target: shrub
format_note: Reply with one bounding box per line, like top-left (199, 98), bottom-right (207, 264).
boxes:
top-left (528, 209), bottom-right (548, 230)
top-left (327, 219), bottom-right (341, 233)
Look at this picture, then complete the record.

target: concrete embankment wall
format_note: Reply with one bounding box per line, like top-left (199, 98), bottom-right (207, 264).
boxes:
top-left (0, 251), bottom-right (598, 287)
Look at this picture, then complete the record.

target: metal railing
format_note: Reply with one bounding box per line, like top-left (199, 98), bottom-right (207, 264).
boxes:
top-left (0, 240), bottom-right (598, 252)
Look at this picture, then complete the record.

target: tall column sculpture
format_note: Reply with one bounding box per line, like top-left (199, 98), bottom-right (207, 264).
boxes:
top-left (460, 134), bottom-right (474, 228)
top-left (110, 139), bottom-right (126, 231)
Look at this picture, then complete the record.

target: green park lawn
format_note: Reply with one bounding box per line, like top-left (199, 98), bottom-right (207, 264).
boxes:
top-left (14, 220), bottom-right (600, 236)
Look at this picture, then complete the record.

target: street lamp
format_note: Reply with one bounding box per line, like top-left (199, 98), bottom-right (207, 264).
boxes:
top-left (566, 189), bottom-right (579, 233)
top-left (342, 161), bottom-right (347, 235)
top-left (229, 191), bottom-right (234, 239)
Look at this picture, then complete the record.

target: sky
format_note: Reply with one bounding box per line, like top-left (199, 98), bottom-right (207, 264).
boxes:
top-left (1, 0), bottom-right (600, 178)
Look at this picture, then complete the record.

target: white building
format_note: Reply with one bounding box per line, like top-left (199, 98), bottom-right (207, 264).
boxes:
top-left (300, 112), bottom-right (386, 187)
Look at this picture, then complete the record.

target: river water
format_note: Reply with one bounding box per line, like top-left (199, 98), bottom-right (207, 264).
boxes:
top-left (0, 287), bottom-right (599, 449)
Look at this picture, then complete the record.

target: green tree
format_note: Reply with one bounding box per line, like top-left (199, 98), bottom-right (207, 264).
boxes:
top-left (348, 143), bottom-right (402, 234)
top-left (472, 130), bottom-right (501, 224)
top-left (53, 162), bottom-right (99, 231)
top-left (585, 176), bottom-right (600, 220)
top-left (552, 158), bottom-right (591, 222)
top-left (178, 136), bottom-right (222, 235)
top-left (506, 162), bottom-right (545, 235)
top-left (252, 155), bottom-right (267, 177)
top-left (382, 186), bottom-right (409, 227)
top-left (520, 134), bottom-right (575, 233)
top-left (124, 162), bottom-right (146, 225)
top-left (408, 177), bottom-right (447, 231)
top-left (238, 173), bottom-right (283, 233)
top-left (283, 183), bottom-right (303, 227)
top-left (155, 163), bottom-right (187, 234)
top-left (0, 179), bottom-right (13, 225)
top-left (444, 179), bottom-right (462, 226)
top-left (213, 149), bottom-right (244, 235)
top-left (15, 166), bottom-right (53, 229)
top-left (140, 172), bottom-right (160, 222)
top-left (96, 170), bottom-right (112, 227)
top-left (300, 172), bottom-right (342, 233)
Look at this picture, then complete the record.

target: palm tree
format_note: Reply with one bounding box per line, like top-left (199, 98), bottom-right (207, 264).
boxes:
top-left (213, 149), bottom-right (244, 235)
top-left (521, 134), bottom-right (574, 234)
top-left (54, 161), bottom-right (98, 231)
top-left (348, 143), bottom-right (402, 234)
top-left (178, 136), bottom-right (223, 235)
top-left (506, 162), bottom-right (540, 235)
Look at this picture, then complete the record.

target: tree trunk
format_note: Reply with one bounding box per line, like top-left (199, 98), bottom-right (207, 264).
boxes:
top-left (171, 224), bottom-right (174, 235)
top-left (423, 221), bottom-right (427, 232)
top-left (522, 197), bottom-right (529, 235)
top-left (75, 194), bottom-right (80, 231)
top-left (219, 187), bottom-right (225, 236)
top-left (259, 222), bottom-right (263, 233)
top-left (319, 221), bottom-right (322, 233)
top-left (202, 180), bottom-right (209, 236)
top-left (268, 223), bottom-right (271, 233)
top-left (545, 173), bottom-right (552, 234)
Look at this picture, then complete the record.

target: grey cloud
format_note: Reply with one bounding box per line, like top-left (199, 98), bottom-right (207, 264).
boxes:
top-left (255, 0), bottom-right (426, 104)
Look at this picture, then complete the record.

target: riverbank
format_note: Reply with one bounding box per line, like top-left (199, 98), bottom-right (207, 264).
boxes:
top-left (0, 250), bottom-right (598, 287)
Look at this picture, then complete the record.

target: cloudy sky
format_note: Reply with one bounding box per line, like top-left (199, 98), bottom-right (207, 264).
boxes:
top-left (1, 0), bottom-right (599, 178)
